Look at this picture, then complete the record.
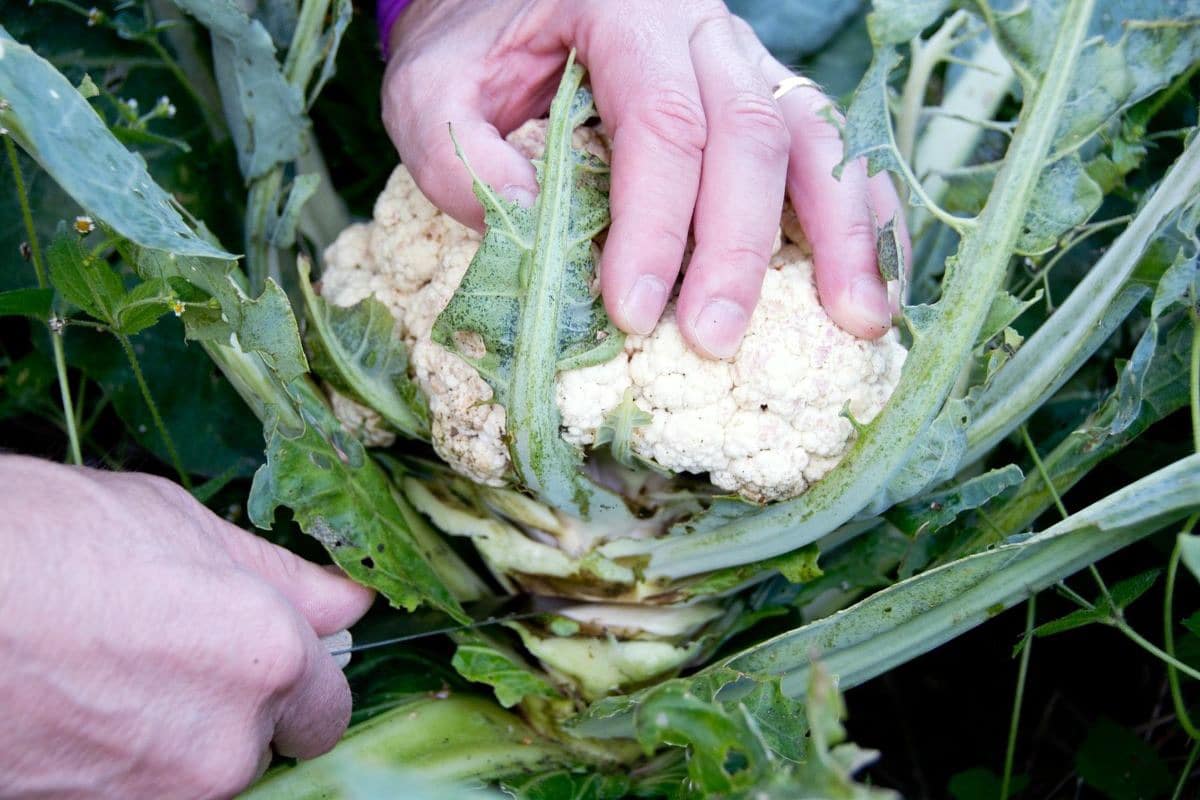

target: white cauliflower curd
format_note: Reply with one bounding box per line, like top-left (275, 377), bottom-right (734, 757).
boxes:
top-left (320, 121), bottom-right (906, 503)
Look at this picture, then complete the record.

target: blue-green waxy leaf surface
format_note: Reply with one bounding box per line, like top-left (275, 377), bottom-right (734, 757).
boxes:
top-left (0, 27), bottom-right (233, 260)
top-left (169, 0), bottom-right (306, 180)
top-left (0, 28), bottom-right (308, 382)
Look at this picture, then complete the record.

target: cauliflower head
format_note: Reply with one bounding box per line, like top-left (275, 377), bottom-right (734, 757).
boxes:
top-left (320, 120), bottom-right (907, 502)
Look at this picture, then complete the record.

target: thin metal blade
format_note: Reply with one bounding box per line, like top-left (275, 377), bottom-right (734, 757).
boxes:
top-left (330, 595), bottom-right (571, 657)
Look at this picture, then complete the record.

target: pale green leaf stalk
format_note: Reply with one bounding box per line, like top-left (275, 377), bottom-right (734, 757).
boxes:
top-left (965, 136), bottom-right (1200, 460)
top-left (574, 454), bottom-right (1200, 739)
top-left (242, 695), bottom-right (573, 799)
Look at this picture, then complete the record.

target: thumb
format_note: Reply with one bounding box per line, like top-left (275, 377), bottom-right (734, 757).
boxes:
top-left (385, 98), bottom-right (539, 230)
top-left (217, 523), bottom-right (375, 636)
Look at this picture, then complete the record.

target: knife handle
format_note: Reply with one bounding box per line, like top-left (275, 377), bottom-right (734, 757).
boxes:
top-left (319, 628), bottom-right (353, 670)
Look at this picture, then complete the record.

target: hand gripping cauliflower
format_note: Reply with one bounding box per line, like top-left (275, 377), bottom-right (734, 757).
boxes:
top-left (320, 120), bottom-right (906, 504)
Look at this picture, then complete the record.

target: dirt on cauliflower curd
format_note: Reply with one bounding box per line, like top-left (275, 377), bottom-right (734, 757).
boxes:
top-left (319, 120), bottom-right (907, 503)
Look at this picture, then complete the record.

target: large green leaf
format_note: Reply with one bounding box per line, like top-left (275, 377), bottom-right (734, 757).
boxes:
top-left (0, 29), bottom-right (308, 382)
top-left (431, 58), bottom-right (630, 524)
top-left (243, 695), bottom-right (570, 799)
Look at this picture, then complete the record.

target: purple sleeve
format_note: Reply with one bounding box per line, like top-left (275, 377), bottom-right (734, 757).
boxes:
top-left (377, 0), bottom-right (414, 58)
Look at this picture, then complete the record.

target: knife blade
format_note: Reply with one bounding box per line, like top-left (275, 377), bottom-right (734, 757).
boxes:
top-left (320, 595), bottom-right (572, 664)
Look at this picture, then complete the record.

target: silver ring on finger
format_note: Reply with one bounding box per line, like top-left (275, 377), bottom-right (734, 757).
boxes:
top-left (771, 75), bottom-right (822, 101)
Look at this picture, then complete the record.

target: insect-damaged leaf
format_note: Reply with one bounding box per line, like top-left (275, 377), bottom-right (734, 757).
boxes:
top-left (837, 45), bottom-right (906, 182)
top-left (432, 57), bottom-right (632, 524)
top-left (451, 633), bottom-right (560, 709)
top-left (876, 214), bottom-right (906, 283)
top-left (248, 381), bottom-right (468, 621)
top-left (867, 0), bottom-right (951, 44)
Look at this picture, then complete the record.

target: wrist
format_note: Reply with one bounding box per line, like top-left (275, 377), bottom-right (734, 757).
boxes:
top-left (378, 0), bottom-right (415, 59)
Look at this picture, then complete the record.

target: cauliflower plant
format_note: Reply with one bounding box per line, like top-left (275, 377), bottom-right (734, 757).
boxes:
top-left (321, 120), bottom-right (905, 503)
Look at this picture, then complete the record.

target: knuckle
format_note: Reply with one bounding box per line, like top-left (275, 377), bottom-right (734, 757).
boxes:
top-left (723, 240), bottom-right (774, 273)
top-left (630, 88), bottom-right (708, 160)
top-left (196, 739), bottom-right (265, 798)
top-left (843, 217), bottom-right (878, 243)
top-left (238, 589), bottom-right (310, 693)
top-left (684, 0), bottom-right (729, 23)
top-left (723, 91), bottom-right (790, 160)
top-left (729, 14), bottom-right (757, 38)
top-left (137, 472), bottom-right (198, 511)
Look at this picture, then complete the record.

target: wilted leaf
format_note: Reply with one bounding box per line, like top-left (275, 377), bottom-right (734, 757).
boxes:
top-left (299, 257), bottom-right (428, 439)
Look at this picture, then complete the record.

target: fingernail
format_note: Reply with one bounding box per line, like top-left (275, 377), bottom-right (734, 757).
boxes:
top-left (850, 275), bottom-right (893, 332)
top-left (620, 275), bottom-right (668, 335)
top-left (692, 298), bottom-right (749, 359)
top-left (502, 184), bottom-right (537, 208)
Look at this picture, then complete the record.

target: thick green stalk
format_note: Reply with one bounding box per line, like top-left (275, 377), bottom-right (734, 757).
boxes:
top-left (965, 136), bottom-right (1200, 461)
top-left (4, 136), bottom-right (82, 465)
top-left (245, 166), bottom-right (285, 295)
top-left (242, 695), bottom-right (573, 799)
top-left (503, 62), bottom-right (635, 526)
top-left (246, 0), bottom-right (332, 293)
top-left (574, 455), bottom-right (1200, 740)
top-left (201, 340), bottom-right (304, 434)
top-left (610, 0), bottom-right (1098, 579)
top-left (282, 0), bottom-right (332, 90)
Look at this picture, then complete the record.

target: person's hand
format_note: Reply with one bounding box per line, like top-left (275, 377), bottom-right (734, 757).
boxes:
top-left (381, 0), bottom-right (908, 359)
top-left (0, 456), bottom-right (374, 798)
